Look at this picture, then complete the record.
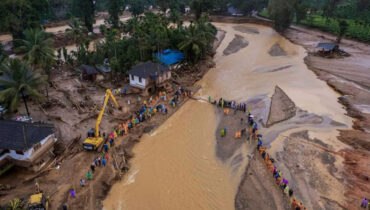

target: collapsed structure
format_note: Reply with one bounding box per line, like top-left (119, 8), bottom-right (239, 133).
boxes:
top-left (0, 120), bottom-right (57, 173)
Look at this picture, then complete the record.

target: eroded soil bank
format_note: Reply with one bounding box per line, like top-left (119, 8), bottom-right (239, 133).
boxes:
top-left (284, 25), bottom-right (370, 209)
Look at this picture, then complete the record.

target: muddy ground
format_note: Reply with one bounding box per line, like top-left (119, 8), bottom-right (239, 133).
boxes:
top-left (266, 86), bottom-right (296, 127)
top-left (223, 34), bottom-right (249, 56)
top-left (212, 15), bottom-right (370, 209)
top-left (284, 25), bottom-right (370, 209)
top-left (0, 46), bottom-right (217, 209)
top-left (228, 83), bottom-right (346, 209)
top-left (269, 44), bottom-right (288, 56)
top-left (235, 150), bottom-right (291, 210)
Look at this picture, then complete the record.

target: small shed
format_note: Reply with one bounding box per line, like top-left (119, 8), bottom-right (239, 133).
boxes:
top-left (96, 64), bottom-right (111, 74)
top-left (154, 49), bottom-right (184, 67)
top-left (96, 64), bottom-right (112, 80)
top-left (316, 43), bottom-right (339, 53)
top-left (79, 65), bottom-right (99, 81)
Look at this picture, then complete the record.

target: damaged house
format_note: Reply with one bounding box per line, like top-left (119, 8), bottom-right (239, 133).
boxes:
top-left (128, 61), bottom-right (172, 95)
top-left (0, 120), bottom-right (57, 173)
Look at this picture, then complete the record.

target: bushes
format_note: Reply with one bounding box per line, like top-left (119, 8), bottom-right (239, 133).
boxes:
top-left (258, 10), bottom-right (370, 43)
top-left (301, 15), bottom-right (370, 42)
top-left (80, 12), bottom-right (217, 76)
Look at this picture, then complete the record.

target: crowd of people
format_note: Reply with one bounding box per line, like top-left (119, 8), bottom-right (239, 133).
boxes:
top-left (68, 87), bottom-right (194, 205)
top-left (214, 96), bottom-right (308, 210)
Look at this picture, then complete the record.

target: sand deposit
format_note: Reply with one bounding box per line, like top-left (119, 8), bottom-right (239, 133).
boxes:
top-left (223, 34), bottom-right (249, 56)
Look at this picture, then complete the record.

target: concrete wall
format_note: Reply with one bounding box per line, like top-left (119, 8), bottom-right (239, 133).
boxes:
top-left (129, 75), bottom-right (148, 89)
top-left (156, 72), bottom-right (171, 84)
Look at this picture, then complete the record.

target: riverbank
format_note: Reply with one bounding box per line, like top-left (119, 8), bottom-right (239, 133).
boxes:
top-left (0, 30), bottom-right (220, 209)
top-left (199, 16), bottom-right (366, 209)
top-left (284, 25), bottom-right (370, 209)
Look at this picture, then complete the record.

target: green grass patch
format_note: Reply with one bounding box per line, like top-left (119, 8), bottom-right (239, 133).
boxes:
top-left (301, 15), bottom-right (370, 42)
top-left (257, 10), bottom-right (370, 43)
top-left (258, 8), bottom-right (269, 19)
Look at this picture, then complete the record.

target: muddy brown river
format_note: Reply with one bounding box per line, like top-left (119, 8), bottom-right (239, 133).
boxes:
top-left (101, 23), bottom-right (351, 210)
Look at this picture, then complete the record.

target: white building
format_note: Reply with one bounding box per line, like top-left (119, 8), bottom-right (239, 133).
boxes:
top-left (185, 6), bottom-right (191, 13)
top-left (128, 61), bottom-right (171, 95)
top-left (0, 120), bottom-right (57, 172)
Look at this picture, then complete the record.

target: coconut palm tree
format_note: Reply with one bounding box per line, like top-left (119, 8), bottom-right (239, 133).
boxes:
top-left (179, 24), bottom-right (208, 64)
top-left (195, 16), bottom-right (217, 45)
top-left (0, 59), bottom-right (47, 116)
top-left (16, 28), bottom-right (56, 73)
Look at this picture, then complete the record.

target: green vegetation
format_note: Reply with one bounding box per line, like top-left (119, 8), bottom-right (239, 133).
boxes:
top-left (191, 0), bottom-right (214, 20)
top-left (258, 0), bottom-right (370, 42)
top-left (66, 18), bottom-right (89, 45)
top-left (74, 13), bottom-right (216, 76)
top-left (71, 0), bottom-right (96, 32)
top-left (268, 0), bottom-right (296, 32)
top-left (337, 20), bottom-right (349, 42)
top-left (128, 0), bottom-right (147, 16)
top-left (7, 198), bottom-right (23, 210)
top-left (0, 44), bottom-right (7, 65)
top-left (259, 8), bottom-right (270, 18)
top-left (300, 15), bottom-right (370, 42)
top-left (0, 0), bottom-right (48, 39)
top-left (231, 0), bottom-right (268, 15)
top-left (16, 29), bottom-right (56, 74)
top-left (179, 17), bottom-right (216, 64)
top-left (0, 59), bottom-right (47, 116)
top-left (107, 0), bottom-right (125, 28)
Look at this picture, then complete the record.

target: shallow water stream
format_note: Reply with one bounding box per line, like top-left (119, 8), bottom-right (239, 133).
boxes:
top-left (102, 23), bottom-right (351, 210)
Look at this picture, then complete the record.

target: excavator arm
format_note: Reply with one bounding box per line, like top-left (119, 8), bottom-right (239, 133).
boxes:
top-left (106, 89), bottom-right (120, 108)
top-left (94, 89), bottom-right (121, 137)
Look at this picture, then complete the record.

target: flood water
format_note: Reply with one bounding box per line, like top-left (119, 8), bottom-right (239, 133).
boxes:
top-left (103, 23), bottom-right (351, 210)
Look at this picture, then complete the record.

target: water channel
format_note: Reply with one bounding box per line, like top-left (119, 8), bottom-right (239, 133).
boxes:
top-left (102, 23), bottom-right (351, 210)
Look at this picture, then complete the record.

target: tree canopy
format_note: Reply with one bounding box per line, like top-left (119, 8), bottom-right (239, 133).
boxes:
top-left (268, 0), bottom-right (295, 32)
top-left (16, 29), bottom-right (56, 74)
top-left (107, 0), bottom-right (125, 28)
top-left (71, 0), bottom-right (96, 32)
top-left (0, 0), bottom-right (48, 39)
top-left (0, 59), bottom-right (47, 116)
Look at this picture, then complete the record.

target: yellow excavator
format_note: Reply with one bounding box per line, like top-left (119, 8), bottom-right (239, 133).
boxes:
top-left (83, 89), bottom-right (121, 150)
top-left (28, 179), bottom-right (48, 210)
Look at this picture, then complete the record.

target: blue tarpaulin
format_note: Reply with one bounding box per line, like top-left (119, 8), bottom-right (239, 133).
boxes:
top-left (154, 49), bottom-right (184, 66)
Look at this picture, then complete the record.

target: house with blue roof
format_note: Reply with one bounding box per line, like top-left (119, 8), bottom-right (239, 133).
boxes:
top-left (154, 49), bottom-right (184, 68)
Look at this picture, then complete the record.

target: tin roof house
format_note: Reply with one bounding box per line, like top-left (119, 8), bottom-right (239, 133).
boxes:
top-left (128, 61), bottom-right (171, 95)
